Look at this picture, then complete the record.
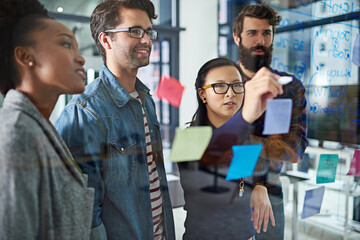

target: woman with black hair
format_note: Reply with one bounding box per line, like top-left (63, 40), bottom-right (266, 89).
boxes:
top-left (0, 0), bottom-right (94, 238)
top-left (179, 57), bottom-right (283, 239)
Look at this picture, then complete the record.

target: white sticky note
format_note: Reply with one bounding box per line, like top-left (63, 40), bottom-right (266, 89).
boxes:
top-left (263, 99), bottom-right (293, 135)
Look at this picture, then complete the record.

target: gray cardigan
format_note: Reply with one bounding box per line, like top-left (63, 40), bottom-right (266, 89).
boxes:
top-left (0, 90), bottom-right (94, 239)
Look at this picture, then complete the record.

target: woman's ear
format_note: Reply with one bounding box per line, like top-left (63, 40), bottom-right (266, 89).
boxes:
top-left (198, 88), bottom-right (206, 102)
top-left (14, 46), bottom-right (34, 68)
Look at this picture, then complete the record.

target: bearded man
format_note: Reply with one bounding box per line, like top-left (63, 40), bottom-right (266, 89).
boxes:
top-left (232, 4), bottom-right (308, 240)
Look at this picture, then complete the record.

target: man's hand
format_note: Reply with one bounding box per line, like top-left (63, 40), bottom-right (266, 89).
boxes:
top-left (242, 67), bottom-right (283, 124)
top-left (250, 184), bottom-right (275, 233)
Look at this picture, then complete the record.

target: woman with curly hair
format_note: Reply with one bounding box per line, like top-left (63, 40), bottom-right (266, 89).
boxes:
top-left (0, 0), bottom-right (94, 239)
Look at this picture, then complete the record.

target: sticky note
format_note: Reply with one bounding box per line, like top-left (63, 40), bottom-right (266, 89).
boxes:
top-left (352, 33), bottom-right (360, 67)
top-left (301, 186), bottom-right (325, 219)
top-left (316, 154), bottom-right (339, 184)
top-left (225, 144), bottom-right (262, 181)
top-left (168, 126), bottom-right (212, 162)
top-left (155, 75), bottom-right (185, 107)
top-left (347, 149), bottom-right (360, 176)
top-left (262, 99), bottom-right (293, 135)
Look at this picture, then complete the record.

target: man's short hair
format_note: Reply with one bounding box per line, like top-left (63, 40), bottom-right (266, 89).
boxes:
top-left (90, 0), bottom-right (157, 62)
top-left (233, 4), bottom-right (281, 40)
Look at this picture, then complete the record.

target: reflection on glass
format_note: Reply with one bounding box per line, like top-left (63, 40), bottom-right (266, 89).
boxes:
top-left (219, 36), bottom-right (228, 56)
top-left (40, 0), bottom-right (98, 17)
top-left (0, 93), bottom-right (4, 108)
top-left (162, 41), bottom-right (170, 63)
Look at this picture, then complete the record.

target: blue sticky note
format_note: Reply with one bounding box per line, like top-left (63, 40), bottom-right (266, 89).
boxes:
top-left (301, 186), bottom-right (325, 219)
top-left (225, 144), bottom-right (262, 181)
top-left (316, 154), bottom-right (339, 184)
top-left (352, 33), bottom-right (360, 67)
top-left (262, 99), bottom-right (293, 135)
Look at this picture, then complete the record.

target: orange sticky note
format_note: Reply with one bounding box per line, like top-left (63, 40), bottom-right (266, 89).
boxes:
top-left (347, 149), bottom-right (360, 176)
top-left (155, 75), bottom-right (185, 107)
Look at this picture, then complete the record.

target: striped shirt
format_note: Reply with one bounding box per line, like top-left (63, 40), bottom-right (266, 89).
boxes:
top-left (130, 91), bottom-right (165, 240)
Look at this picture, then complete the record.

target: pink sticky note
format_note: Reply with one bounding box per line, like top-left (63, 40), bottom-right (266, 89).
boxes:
top-left (155, 75), bottom-right (185, 107)
top-left (347, 149), bottom-right (360, 176)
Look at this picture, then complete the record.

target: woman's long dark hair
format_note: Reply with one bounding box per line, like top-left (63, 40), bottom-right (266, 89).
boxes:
top-left (190, 57), bottom-right (242, 126)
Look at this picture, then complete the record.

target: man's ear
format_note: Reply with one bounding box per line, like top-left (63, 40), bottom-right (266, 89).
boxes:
top-left (14, 46), bottom-right (34, 68)
top-left (99, 32), bottom-right (112, 50)
top-left (233, 32), bottom-right (240, 46)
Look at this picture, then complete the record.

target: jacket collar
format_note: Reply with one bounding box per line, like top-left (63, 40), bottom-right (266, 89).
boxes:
top-left (3, 90), bottom-right (86, 185)
top-left (99, 64), bottom-right (150, 107)
top-left (4, 89), bottom-right (45, 124)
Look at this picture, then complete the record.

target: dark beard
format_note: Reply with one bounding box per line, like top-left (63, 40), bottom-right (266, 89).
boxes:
top-left (238, 43), bottom-right (273, 72)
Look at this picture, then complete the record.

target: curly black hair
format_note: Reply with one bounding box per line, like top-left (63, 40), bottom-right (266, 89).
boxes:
top-left (0, 0), bottom-right (49, 95)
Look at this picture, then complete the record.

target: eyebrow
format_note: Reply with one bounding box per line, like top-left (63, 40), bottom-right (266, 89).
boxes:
top-left (246, 29), bottom-right (257, 33)
top-left (246, 29), bottom-right (272, 33)
top-left (57, 33), bottom-right (74, 40)
top-left (132, 25), bottom-right (153, 30)
top-left (213, 79), bottom-right (242, 83)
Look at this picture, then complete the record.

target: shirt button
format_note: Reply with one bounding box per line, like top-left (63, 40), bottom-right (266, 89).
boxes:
top-left (120, 147), bottom-right (124, 151)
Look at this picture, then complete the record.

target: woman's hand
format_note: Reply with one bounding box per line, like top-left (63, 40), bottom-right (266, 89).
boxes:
top-left (242, 67), bottom-right (283, 124)
top-left (249, 184), bottom-right (275, 233)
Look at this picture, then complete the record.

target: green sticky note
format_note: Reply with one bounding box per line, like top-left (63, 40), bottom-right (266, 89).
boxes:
top-left (316, 154), bottom-right (339, 184)
top-left (168, 126), bottom-right (212, 162)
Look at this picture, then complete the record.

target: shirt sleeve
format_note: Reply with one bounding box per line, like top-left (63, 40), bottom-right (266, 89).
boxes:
top-left (250, 76), bottom-right (309, 186)
top-left (278, 77), bottom-right (308, 160)
top-left (55, 104), bottom-right (107, 236)
top-left (254, 76), bottom-right (308, 161)
top-left (200, 109), bottom-right (255, 164)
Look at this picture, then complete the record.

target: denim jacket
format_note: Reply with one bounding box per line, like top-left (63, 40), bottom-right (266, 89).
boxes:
top-left (55, 65), bottom-right (175, 240)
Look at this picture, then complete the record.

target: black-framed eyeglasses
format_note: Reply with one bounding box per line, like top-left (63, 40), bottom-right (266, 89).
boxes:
top-left (104, 27), bottom-right (158, 40)
top-left (201, 82), bottom-right (245, 94)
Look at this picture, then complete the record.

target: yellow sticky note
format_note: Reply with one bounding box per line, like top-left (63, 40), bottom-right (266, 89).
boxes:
top-left (168, 126), bottom-right (212, 162)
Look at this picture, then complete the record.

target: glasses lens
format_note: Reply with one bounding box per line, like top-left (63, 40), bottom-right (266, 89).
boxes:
top-left (148, 30), bottom-right (158, 40)
top-left (130, 28), bottom-right (144, 38)
top-left (233, 83), bottom-right (244, 94)
top-left (213, 83), bottom-right (228, 94)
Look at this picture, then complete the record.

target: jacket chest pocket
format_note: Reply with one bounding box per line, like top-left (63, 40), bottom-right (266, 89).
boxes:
top-left (109, 138), bottom-right (138, 181)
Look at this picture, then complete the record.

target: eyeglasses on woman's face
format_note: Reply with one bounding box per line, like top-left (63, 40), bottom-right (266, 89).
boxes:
top-left (201, 82), bottom-right (245, 94)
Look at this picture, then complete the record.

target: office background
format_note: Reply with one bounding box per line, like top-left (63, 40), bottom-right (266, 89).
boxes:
top-left (0, 0), bottom-right (359, 239)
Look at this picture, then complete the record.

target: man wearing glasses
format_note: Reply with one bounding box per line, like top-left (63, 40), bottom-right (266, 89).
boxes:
top-left (55, 0), bottom-right (175, 239)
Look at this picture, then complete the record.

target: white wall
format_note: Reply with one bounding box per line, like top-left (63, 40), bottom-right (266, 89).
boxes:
top-left (179, 0), bottom-right (218, 127)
